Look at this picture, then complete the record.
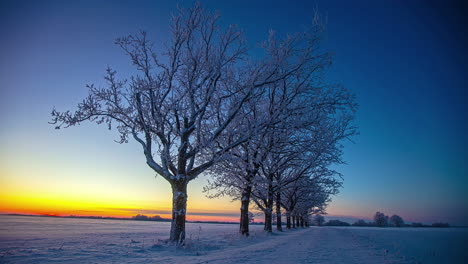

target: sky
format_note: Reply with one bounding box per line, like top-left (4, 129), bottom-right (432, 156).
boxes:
top-left (0, 0), bottom-right (467, 225)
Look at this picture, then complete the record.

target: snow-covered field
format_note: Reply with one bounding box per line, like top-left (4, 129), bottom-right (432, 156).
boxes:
top-left (0, 215), bottom-right (466, 264)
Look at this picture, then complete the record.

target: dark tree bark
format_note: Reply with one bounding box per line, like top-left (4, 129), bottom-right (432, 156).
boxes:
top-left (264, 209), bottom-right (273, 232)
top-left (292, 215), bottom-right (296, 228)
top-left (263, 183), bottom-right (274, 232)
top-left (286, 212), bottom-right (291, 229)
top-left (275, 192), bottom-right (282, 231)
top-left (296, 215), bottom-right (300, 228)
top-left (239, 185), bottom-right (252, 236)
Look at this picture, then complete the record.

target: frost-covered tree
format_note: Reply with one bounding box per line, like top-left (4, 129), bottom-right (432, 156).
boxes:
top-left (252, 130), bottom-right (296, 232)
top-left (203, 11), bottom-right (357, 236)
top-left (203, 99), bottom-right (270, 236)
top-left (275, 115), bottom-right (350, 230)
top-left (389, 214), bottom-right (404, 227)
top-left (248, 19), bottom-right (356, 233)
top-left (281, 180), bottom-right (300, 229)
top-left (291, 177), bottom-right (336, 228)
top-left (274, 116), bottom-right (351, 231)
top-left (50, 3), bottom-right (303, 243)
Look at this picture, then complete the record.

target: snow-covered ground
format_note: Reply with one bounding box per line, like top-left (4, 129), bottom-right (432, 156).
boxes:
top-left (1, 215), bottom-right (466, 263)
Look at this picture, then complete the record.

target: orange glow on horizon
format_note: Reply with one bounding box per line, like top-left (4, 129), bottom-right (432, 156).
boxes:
top-left (0, 190), bottom-right (241, 222)
top-left (0, 163), bottom-right (243, 223)
top-left (0, 209), bottom-right (240, 223)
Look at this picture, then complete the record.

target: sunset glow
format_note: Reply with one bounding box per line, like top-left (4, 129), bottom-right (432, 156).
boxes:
top-left (1, 0), bottom-right (467, 226)
top-left (0, 169), bottom-right (241, 221)
top-left (1, 1), bottom-right (467, 263)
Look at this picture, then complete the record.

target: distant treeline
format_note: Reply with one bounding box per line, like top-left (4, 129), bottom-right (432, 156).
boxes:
top-left (132, 214), bottom-right (170, 222)
top-left (313, 212), bottom-right (450, 228)
top-left (59, 214), bottom-right (171, 222)
top-left (3, 213), bottom-right (238, 224)
top-left (65, 215), bottom-right (127, 220)
top-left (132, 214), bottom-right (243, 224)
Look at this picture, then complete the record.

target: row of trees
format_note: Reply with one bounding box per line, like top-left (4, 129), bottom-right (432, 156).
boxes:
top-left (372, 212), bottom-right (449, 227)
top-left (314, 212), bottom-right (450, 228)
top-left (132, 214), bottom-right (169, 221)
top-left (313, 212), bottom-right (404, 227)
top-left (50, 3), bottom-right (356, 243)
top-left (373, 212), bottom-right (404, 227)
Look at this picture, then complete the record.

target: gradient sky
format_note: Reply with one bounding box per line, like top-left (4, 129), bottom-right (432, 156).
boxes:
top-left (1, 0), bottom-right (467, 225)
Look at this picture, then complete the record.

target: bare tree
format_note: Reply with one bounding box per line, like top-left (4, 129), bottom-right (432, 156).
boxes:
top-left (49, 3), bottom-right (303, 243)
top-left (203, 98), bottom-right (269, 236)
top-left (389, 214), bottom-right (404, 227)
top-left (374, 212), bottom-right (389, 227)
top-left (253, 88), bottom-right (355, 232)
top-left (204, 11), bottom-right (351, 236)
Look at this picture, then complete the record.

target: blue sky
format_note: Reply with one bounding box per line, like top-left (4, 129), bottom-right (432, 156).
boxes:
top-left (1, 0), bottom-right (466, 225)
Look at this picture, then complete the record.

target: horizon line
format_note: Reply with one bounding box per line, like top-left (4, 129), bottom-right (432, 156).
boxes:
top-left (1, 212), bottom-right (459, 227)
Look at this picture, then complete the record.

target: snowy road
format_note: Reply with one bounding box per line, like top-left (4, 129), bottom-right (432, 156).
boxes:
top-left (170, 227), bottom-right (407, 264)
top-left (1, 216), bottom-right (466, 263)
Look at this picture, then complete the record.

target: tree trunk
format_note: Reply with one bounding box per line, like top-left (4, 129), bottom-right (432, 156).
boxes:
top-left (292, 215), bottom-right (296, 228)
top-left (264, 183), bottom-right (274, 232)
top-left (170, 180), bottom-right (188, 243)
top-left (286, 212), bottom-right (291, 229)
top-left (300, 217), bottom-right (304, 227)
top-left (296, 215), bottom-right (300, 227)
top-left (264, 208), bottom-right (273, 232)
top-left (239, 185), bottom-right (252, 236)
top-left (275, 192), bottom-right (282, 231)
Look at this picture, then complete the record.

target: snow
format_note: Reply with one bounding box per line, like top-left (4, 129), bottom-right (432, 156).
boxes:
top-left (336, 226), bottom-right (468, 264)
top-left (1, 215), bottom-right (467, 263)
